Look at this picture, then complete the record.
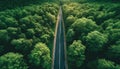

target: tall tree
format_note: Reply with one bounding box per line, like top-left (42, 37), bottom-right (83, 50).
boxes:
top-left (85, 31), bottom-right (108, 53)
top-left (0, 52), bottom-right (28, 69)
top-left (29, 42), bottom-right (51, 69)
top-left (68, 40), bottom-right (86, 69)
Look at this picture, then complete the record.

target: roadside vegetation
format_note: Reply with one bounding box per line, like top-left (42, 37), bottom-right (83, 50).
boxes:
top-left (0, 0), bottom-right (120, 69)
top-left (0, 1), bottom-right (59, 69)
top-left (63, 2), bottom-right (120, 69)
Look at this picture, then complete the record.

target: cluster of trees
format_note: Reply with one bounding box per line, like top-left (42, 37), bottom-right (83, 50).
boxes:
top-left (0, 3), bottom-right (59, 69)
top-left (63, 2), bottom-right (120, 69)
top-left (0, 0), bottom-right (59, 11)
top-left (64, 0), bottom-right (120, 2)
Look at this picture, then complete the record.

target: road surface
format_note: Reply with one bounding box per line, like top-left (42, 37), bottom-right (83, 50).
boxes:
top-left (52, 7), bottom-right (67, 69)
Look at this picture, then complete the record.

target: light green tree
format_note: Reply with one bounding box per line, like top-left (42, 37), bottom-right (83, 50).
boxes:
top-left (72, 17), bottom-right (98, 35)
top-left (29, 42), bottom-right (51, 69)
top-left (0, 52), bottom-right (28, 69)
top-left (66, 15), bottom-right (77, 28)
top-left (68, 40), bottom-right (86, 69)
top-left (66, 28), bottom-right (75, 43)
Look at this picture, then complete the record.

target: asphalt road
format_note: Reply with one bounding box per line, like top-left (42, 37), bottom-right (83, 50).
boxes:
top-left (53, 7), bottom-right (66, 69)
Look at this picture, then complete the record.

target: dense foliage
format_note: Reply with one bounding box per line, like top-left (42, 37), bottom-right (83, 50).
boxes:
top-left (0, 0), bottom-right (58, 11)
top-left (0, 0), bottom-right (120, 69)
top-left (0, 52), bottom-right (28, 69)
top-left (63, 2), bottom-right (120, 69)
top-left (87, 59), bottom-right (120, 69)
top-left (0, 2), bottom-right (59, 69)
top-left (68, 40), bottom-right (86, 69)
top-left (29, 42), bottom-right (51, 69)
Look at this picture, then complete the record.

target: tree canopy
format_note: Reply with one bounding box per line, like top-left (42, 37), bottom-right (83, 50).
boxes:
top-left (29, 42), bottom-right (51, 69)
top-left (0, 52), bottom-right (28, 69)
top-left (63, 2), bottom-right (120, 69)
top-left (68, 40), bottom-right (86, 69)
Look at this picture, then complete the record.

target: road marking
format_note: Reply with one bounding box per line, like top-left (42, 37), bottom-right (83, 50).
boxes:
top-left (59, 17), bottom-right (61, 69)
top-left (52, 6), bottom-right (68, 69)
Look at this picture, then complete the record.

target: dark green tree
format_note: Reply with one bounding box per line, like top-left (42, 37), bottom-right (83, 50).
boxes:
top-left (0, 20), bottom-right (7, 29)
top-left (0, 30), bottom-right (10, 44)
top-left (4, 17), bottom-right (18, 27)
top-left (107, 29), bottom-right (120, 44)
top-left (106, 44), bottom-right (120, 63)
top-left (7, 27), bottom-right (20, 39)
top-left (0, 45), bottom-right (4, 55)
top-left (87, 59), bottom-right (120, 69)
top-left (11, 38), bottom-right (33, 54)
top-left (26, 28), bottom-right (35, 38)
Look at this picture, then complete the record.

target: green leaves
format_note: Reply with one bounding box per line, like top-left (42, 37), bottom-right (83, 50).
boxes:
top-left (106, 44), bottom-right (120, 63)
top-left (85, 31), bottom-right (107, 53)
top-left (66, 28), bottom-right (75, 43)
top-left (29, 42), bottom-right (51, 69)
top-left (63, 2), bottom-right (120, 69)
top-left (106, 28), bottom-right (120, 45)
top-left (72, 17), bottom-right (98, 35)
top-left (0, 30), bottom-right (9, 43)
top-left (68, 40), bottom-right (86, 68)
top-left (0, 52), bottom-right (28, 69)
top-left (0, 2), bottom-right (58, 69)
top-left (66, 15), bottom-right (77, 28)
top-left (11, 38), bottom-right (33, 54)
top-left (46, 12), bottom-right (56, 24)
top-left (87, 59), bottom-right (119, 69)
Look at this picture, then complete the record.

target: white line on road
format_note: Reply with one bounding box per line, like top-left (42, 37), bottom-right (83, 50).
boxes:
top-left (59, 17), bottom-right (62, 69)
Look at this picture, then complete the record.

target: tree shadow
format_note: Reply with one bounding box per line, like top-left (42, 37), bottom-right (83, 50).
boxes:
top-left (0, 0), bottom-right (45, 11)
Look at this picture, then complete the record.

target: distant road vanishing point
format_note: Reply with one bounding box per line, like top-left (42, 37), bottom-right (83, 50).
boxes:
top-left (52, 6), bottom-right (68, 69)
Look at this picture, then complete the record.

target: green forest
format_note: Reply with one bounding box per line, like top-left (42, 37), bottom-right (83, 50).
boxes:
top-left (0, 0), bottom-right (120, 69)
